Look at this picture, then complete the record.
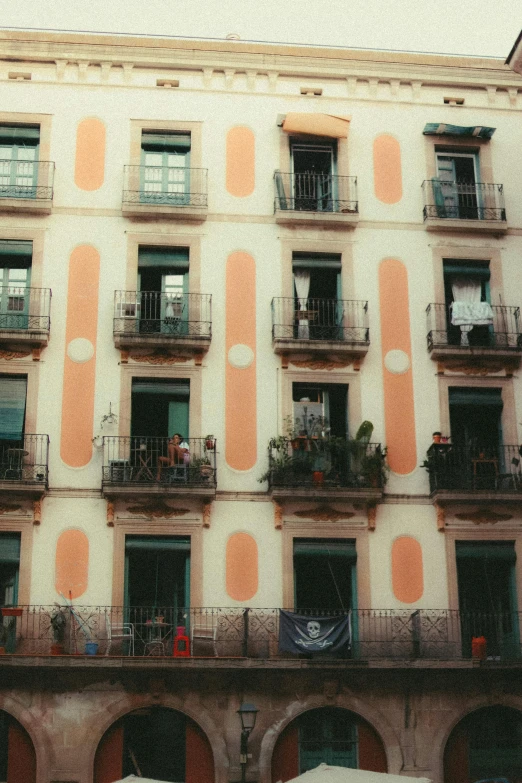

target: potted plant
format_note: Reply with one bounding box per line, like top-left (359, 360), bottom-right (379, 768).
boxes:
top-left (50, 606), bottom-right (67, 655)
top-left (360, 446), bottom-right (388, 488)
top-left (0, 618), bottom-right (14, 654)
top-left (205, 435), bottom-right (215, 450)
top-left (191, 455), bottom-right (214, 478)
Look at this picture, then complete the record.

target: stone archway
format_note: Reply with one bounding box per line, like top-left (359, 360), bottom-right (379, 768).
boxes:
top-left (270, 706), bottom-right (387, 783)
top-left (0, 708), bottom-right (37, 783)
top-left (93, 705), bottom-right (215, 783)
top-left (444, 704), bottom-right (522, 783)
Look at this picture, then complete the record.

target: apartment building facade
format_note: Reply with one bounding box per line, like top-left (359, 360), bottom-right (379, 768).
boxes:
top-left (0, 28), bottom-right (521, 783)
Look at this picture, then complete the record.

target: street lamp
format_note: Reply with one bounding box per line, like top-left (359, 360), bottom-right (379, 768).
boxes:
top-left (237, 702), bottom-right (259, 783)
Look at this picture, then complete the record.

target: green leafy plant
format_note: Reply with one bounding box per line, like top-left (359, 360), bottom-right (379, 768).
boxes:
top-left (50, 606), bottom-right (67, 643)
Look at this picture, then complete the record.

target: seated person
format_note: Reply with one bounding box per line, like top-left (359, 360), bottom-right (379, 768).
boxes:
top-left (156, 433), bottom-right (189, 480)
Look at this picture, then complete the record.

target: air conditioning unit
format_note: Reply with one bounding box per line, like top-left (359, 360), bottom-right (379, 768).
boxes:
top-left (115, 300), bottom-right (140, 333)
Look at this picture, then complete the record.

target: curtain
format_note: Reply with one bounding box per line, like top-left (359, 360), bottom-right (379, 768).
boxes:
top-left (294, 270), bottom-right (311, 338)
top-left (450, 276), bottom-right (493, 346)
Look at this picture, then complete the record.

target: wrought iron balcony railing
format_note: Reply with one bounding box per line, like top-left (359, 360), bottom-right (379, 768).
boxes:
top-left (426, 303), bottom-right (522, 351)
top-left (0, 160), bottom-right (55, 200)
top-left (113, 291), bottom-right (211, 338)
top-left (266, 438), bottom-right (385, 490)
top-left (0, 287), bottom-right (51, 333)
top-left (272, 297), bottom-right (369, 344)
top-left (3, 605), bottom-right (521, 661)
top-left (425, 443), bottom-right (522, 493)
top-left (0, 434), bottom-right (49, 485)
top-left (122, 165), bottom-right (208, 207)
top-left (422, 180), bottom-right (506, 222)
top-left (102, 436), bottom-right (216, 487)
top-left (274, 171), bottom-right (358, 213)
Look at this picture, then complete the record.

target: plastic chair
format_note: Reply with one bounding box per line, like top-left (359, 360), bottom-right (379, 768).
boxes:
top-left (162, 464), bottom-right (188, 484)
top-left (105, 613), bottom-right (134, 656)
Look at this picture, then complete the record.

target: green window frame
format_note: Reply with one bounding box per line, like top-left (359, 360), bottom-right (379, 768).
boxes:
top-left (0, 126), bottom-right (40, 199)
top-left (140, 132), bottom-right (191, 205)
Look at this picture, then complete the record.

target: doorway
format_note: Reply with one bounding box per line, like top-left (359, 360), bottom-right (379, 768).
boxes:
top-left (291, 141), bottom-right (336, 211)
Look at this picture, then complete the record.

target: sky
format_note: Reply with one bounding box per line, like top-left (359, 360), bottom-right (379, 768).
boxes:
top-left (0, 0), bottom-right (520, 59)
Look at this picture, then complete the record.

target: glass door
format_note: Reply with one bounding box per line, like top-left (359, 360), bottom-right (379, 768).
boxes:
top-left (162, 272), bottom-right (188, 335)
top-left (0, 143), bottom-right (38, 199)
top-left (0, 267), bottom-right (30, 329)
top-left (291, 143), bottom-right (336, 211)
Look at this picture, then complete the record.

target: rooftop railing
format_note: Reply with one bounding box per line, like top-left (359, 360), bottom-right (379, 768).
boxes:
top-left (422, 180), bottom-right (506, 222)
top-left (113, 291), bottom-right (211, 338)
top-left (426, 303), bottom-right (522, 351)
top-left (425, 443), bottom-right (522, 493)
top-left (0, 434), bottom-right (49, 485)
top-left (274, 172), bottom-right (358, 213)
top-left (0, 160), bottom-right (55, 200)
top-left (122, 165), bottom-right (208, 207)
top-left (102, 436), bottom-right (216, 488)
top-left (272, 297), bottom-right (369, 344)
top-left (3, 606), bottom-right (520, 661)
top-left (266, 438), bottom-right (385, 490)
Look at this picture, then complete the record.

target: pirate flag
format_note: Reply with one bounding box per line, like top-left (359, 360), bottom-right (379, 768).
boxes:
top-left (278, 610), bottom-right (351, 654)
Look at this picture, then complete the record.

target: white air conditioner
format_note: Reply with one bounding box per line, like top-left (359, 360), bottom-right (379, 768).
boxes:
top-left (115, 300), bottom-right (140, 332)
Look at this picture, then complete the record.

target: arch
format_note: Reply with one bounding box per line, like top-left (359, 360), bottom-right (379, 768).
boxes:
top-left (443, 703), bottom-right (522, 783)
top-left (429, 695), bottom-right (522, 783)
top-left (0, 705), bottom-right (39, 783)
top-left (87, 695), bottom-right (228, 783)
top-left (259, 696), bottom-right (402, 783)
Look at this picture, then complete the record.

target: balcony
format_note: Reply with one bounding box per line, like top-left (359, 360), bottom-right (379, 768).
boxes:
top-left (122, 165), bottom-right (208, 220)
top-left (113, 291), bottom-right (211, 355)
top-left (0, 287), bottom-right (51, 351)
top-left (264, 437), bottom-right (385, 502)
top-left (425, 443), bottom-right (522, 504)
top-left (0, 160), bottom-right (54, 214)
top-left (2, 605), bottom-right (520, 665)
top-left (102, 436), bottom-right (216, 499)
top-left (272, 297), bottom-right (369, 361)
top-left (0, 434), bottom-right (49, 495)
top-left (274, 172), bottom-right (359, 227)
top-left (426, 303), bottom-right (522, 366)
top-left (422, 180), bottom-right (507, 233)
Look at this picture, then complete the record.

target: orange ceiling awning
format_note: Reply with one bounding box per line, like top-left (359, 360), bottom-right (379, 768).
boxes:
top-left (281, 113), bottom-right (350, 139)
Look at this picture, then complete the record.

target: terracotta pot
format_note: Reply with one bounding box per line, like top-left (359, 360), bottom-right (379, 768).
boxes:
top-left (313, 470), bottom-right (324, 485)
top-left (50, 643), bottom-right (64, 656)
top-left (206, 439), bottom-right (215, 450)
top-left (1, 607), bottom-right (22, 617)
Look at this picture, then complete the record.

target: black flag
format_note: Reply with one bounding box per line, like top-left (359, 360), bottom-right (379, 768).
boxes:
top-left (278, 610), bottom-right (351, 654)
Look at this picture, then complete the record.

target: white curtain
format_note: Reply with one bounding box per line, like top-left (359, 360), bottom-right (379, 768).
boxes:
top-left (450, 276), bottom-right (493, 346)
top-left (294, 270), bottom-right (311, 338)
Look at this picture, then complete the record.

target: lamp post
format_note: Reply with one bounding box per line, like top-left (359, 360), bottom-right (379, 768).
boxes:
top-left (237, 702), bottom-right (259, 783)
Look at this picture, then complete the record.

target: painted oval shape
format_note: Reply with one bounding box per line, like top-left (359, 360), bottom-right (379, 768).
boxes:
top-left (379, 258), bottom-right (417, 474)
top-left (74, 118), bottom-right (106, 191)
top-left (55, 529), bottom-right (89, 600)
top-left (60, 245), bottom-right (100, 468)
top-left (226, 126), bottom-right (255, 197)
top-left (225, 252), bottom-right (257, 470)
top-left (373, 134), bottom-right (402, 204)
top-left (392, 536), bottom-right (423, 603)
top-left (226, 533), bottom-right (258, 601)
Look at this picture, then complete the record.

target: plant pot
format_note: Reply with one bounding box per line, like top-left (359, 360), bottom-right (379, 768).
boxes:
top-left (1, 607), bottom-right (22, 617)
top-left (200, 465), bottom-right (214, 478)
top-left (84, 642), bottom-right (98, 656)
top-left (205, 439), bottom-right (215, 450)
top-left (313, 470), bottom-right (324, 485)
top-left (50, 643), bottom-right (64, 655)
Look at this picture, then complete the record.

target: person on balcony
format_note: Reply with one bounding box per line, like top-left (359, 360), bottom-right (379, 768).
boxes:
top-left (156, 433), bottom-right (189, 480)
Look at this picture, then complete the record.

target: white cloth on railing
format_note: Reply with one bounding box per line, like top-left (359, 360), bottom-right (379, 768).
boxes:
top-left (294, 270), bottom-right (311, 339)
top-left (450, 276), bottom-right (493, 345)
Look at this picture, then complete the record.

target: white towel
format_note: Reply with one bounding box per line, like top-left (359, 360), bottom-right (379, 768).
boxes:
top-left (451, 300), bottom-right (494, 327)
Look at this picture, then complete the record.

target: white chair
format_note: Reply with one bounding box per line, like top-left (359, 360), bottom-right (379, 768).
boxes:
top-left (105, 613), bottom-right (135, 656)
top-left (191, 617), bottom-right (218, 657)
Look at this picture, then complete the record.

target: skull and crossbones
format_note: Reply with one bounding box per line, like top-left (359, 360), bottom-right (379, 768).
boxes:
top-left (307, 620), bottom-right (321, 639)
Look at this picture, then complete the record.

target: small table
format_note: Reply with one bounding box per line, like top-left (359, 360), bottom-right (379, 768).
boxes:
top-left (134, 450), bottom-right (154, 482)
top-left (143, 621), bottom-right (172, 656)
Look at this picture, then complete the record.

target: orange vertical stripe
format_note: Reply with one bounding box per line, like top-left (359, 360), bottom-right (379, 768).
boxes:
top-left (373, 134), bottom-right (402, 204)
top-left (55, 529), bottom-right (89, 599)
top-left (226, 126), bottom-right (255, 197)
top-left (225, 252), bottom-right (257, 470)
top-left (226, 533), bottom-right (258, 600)
top-left (379, 258), bottom-right (417, 474)
top-left (391, 536), bottom-right (424, 603)
top-left (60, 245), bottom-right (100, 467)
top-left (74, 118), bottom-right (106, 191)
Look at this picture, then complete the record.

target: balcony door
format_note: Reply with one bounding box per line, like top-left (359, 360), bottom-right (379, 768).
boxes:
top-left (291, 140), bottom-right (336, 211)
top-left (456, 542), bottom-right (519, 658)
top-left (435, 151), bottom-right (480, 219)
top-left (292, 254), bottom-right (342, 341)
top-left (140, 132), bottom-right (191, 205)
top-left (0, 125), bottom-right (39, 199)
top-left (131, 379), bottom-right (189, 440)
top-left (0, 533), bottom-right (20, 607)
top-left (443, 260), bottom-right (491, 347)
top-left (138, 247), bottom-right (189, 336)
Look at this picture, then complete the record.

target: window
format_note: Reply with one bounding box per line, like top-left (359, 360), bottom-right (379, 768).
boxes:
top-left (293, 538), bottom-right (356, 614)
top-left (299, 708), bottom-right (358, 771)
top-left (0, 240), bottom-right (32, 330)
top-left (140, 131), bottom-right (191, 205)
top-left (0, 125), bottom-right (39, 199)
top-left (290, 138), bottom-right (336, 212)
top-left (0, 533), bottom-right (20, 607)
top-left (449, 387), bottom-right (502, 452)
top-left (131, 378), bottom-right (189, 440)
top-left (433, 148), bottom-right (480, 219)
top-left (443, 260), bottom-right (492, 347)
top-left (456, 542), bottom-right (519, 658)
top-left (137, 246), bottom-right (189, 335)
top-left (292, 253), bottom-right (342, 340)
top-left (292, 383), bottom-right (347, 438)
